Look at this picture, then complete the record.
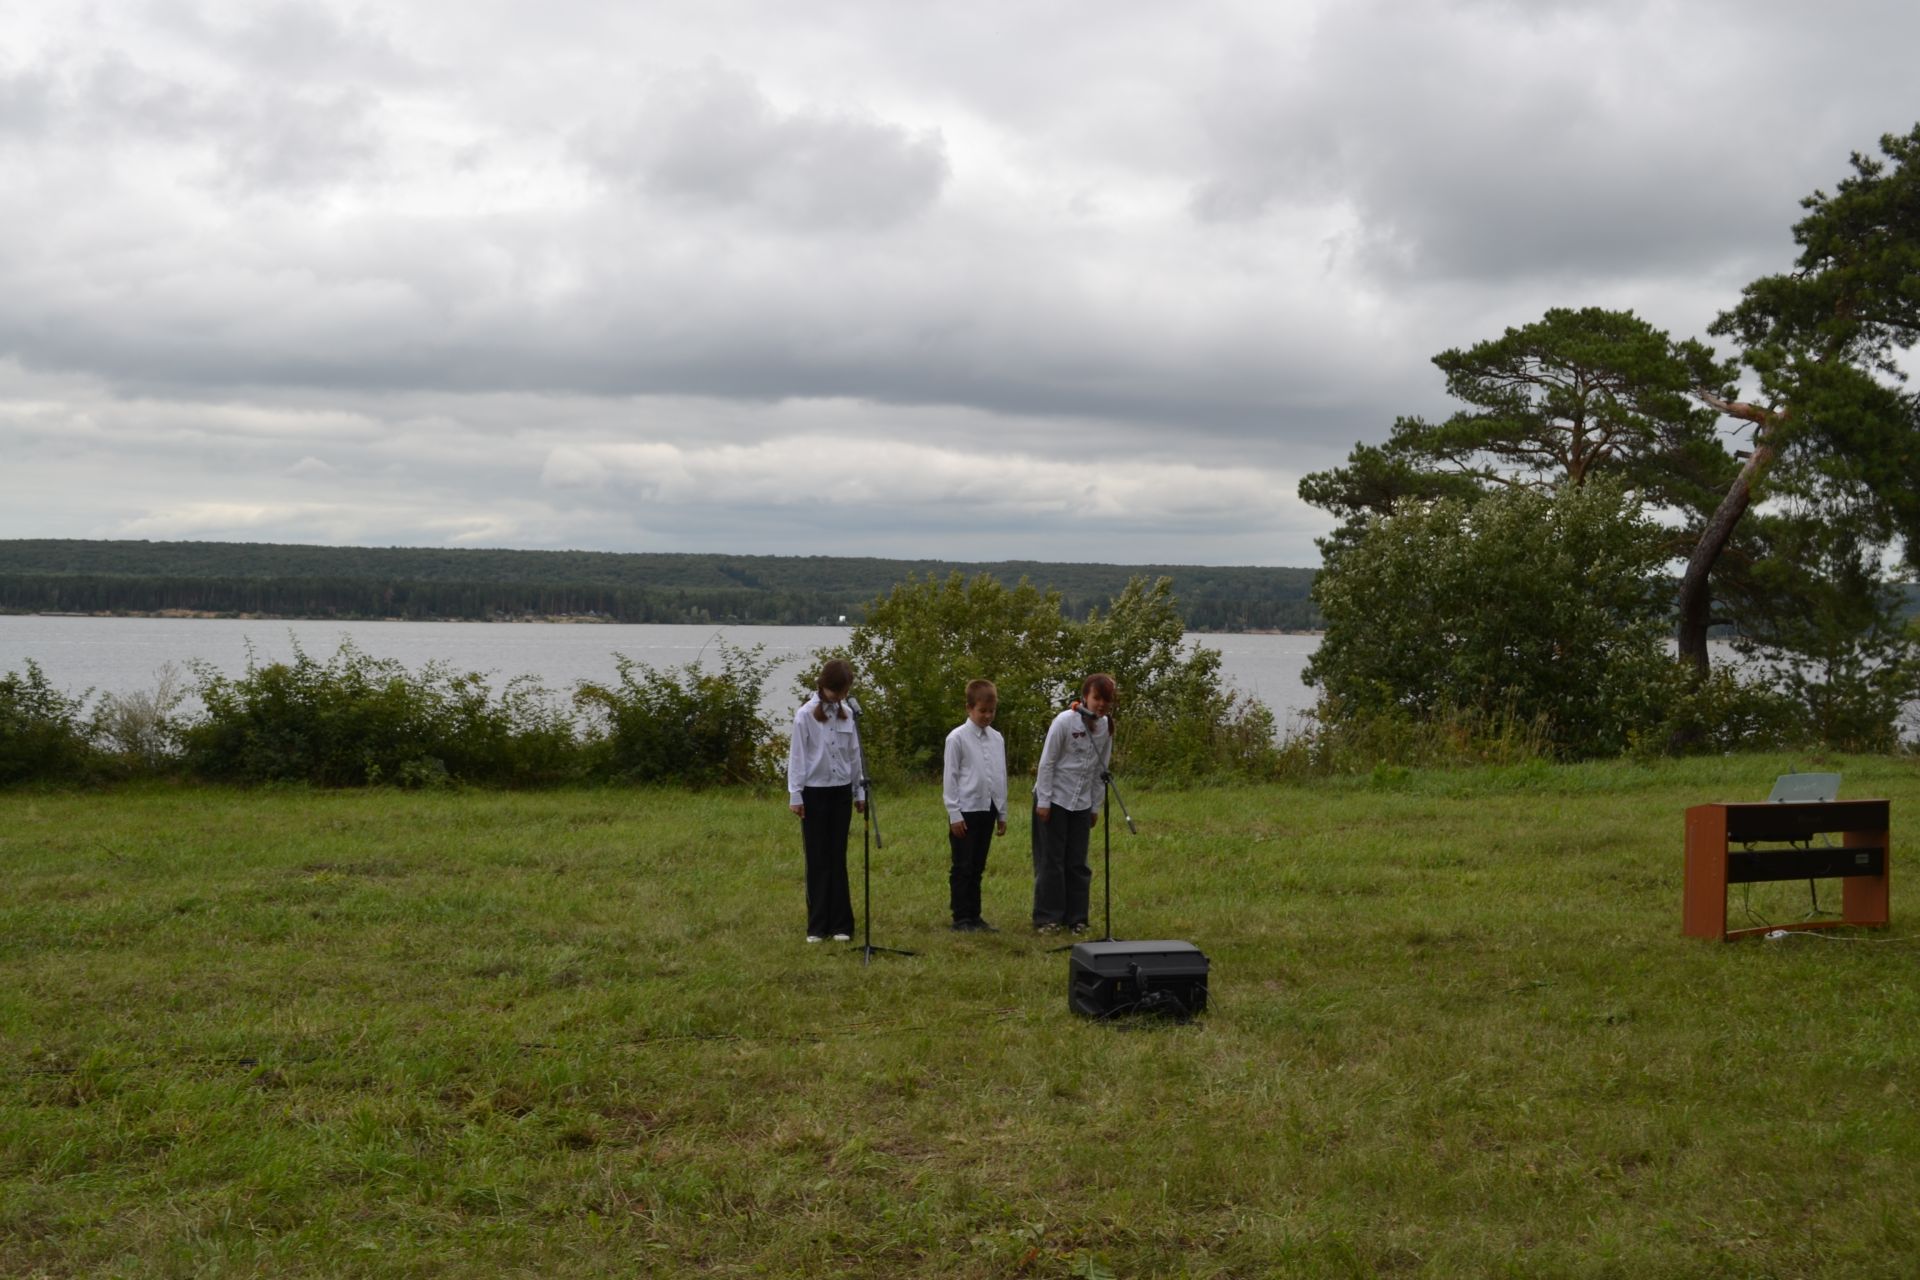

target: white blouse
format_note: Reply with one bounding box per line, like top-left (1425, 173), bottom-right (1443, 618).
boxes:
top-left (787, 696), bottom-right (867, 805)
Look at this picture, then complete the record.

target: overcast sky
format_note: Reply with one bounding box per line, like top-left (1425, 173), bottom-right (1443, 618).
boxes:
top-left (3, 0), bottom-right (1916, 566)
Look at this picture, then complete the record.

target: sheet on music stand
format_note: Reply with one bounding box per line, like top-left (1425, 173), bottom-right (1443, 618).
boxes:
top-left (1766, 773), bottom-right (1840, 804)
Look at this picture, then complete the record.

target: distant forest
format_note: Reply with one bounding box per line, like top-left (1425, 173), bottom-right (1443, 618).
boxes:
top-left (0, 540), bottom-right (1322, 632)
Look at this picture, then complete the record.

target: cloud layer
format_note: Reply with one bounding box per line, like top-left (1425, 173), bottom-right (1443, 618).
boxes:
top-left (3, 0), bottom-right (1917, 563)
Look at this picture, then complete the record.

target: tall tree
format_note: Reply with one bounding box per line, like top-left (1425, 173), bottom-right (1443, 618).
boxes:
top-left (1679, 124), bottom-right (1920, 676)
top-left (1301, 307), bottom-right (1737, 556)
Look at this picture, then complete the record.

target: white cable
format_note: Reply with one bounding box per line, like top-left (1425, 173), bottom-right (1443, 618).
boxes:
top-left (1765, 929), bottom-right (1920, 944)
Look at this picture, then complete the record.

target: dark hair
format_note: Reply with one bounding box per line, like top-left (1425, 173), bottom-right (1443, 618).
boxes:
top-left (1080, 673), bottom-right (1116, 703)
top-left (965, 678), bottom-right (997, 708)
top-left (814, 659), bottom-right (854, 722)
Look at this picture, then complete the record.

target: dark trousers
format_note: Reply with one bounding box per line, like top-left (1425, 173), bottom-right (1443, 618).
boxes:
top-left (801, 784), bottom-right (856, 937)
top-left (948, 809), bottom-right (995, 923)
top-left (1031, 805), bottom-right (1092, 927)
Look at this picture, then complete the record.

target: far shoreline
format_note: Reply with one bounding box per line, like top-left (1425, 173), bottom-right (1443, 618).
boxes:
top-left (11, 610), bottom-right (1324, 635)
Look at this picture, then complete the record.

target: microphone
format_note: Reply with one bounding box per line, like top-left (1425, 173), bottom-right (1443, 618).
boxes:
top-left (846, 695), bottom-right (863, 721)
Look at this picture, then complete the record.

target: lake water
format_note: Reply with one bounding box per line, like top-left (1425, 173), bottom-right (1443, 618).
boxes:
top-left (0, 615), bottom-right (1322, 723)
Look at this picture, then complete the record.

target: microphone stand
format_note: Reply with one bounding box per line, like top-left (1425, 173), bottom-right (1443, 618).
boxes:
top-left (1096, 769), bottom-right (1138, 942)
top-left (845, 698), bottom-right (914, 966)
top-left (1051, 767), bottom-right (1138, 951)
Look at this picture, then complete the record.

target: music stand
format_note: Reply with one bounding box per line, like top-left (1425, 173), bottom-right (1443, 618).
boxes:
top-left (1766, 772), bottom-right (1842, 919)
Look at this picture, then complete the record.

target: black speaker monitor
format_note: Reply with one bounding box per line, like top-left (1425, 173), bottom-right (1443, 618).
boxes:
top-left (1069, 939), bottom-right (1209, 1019)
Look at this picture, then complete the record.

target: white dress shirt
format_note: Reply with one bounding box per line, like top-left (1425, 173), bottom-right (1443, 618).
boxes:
top-left (1032, 707), bottom-right (1111, 813)
top-left (787, 696), bottom-right (866, 805)
top-left (943, 720), bottom-right (1008, 824)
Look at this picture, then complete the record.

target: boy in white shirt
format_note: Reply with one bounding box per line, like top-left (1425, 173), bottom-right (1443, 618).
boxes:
top-left (942, 679), bottom-right (1008, 933)
top-left (1031, 673), bottom-right (1115, 934)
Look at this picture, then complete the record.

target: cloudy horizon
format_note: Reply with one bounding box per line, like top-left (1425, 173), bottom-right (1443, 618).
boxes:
top-left (4, 0), bottom-right (1916, 567)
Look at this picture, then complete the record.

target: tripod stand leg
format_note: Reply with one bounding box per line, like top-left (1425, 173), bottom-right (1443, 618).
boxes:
top-left (847, 784), bottom-right (914, 963)
top-left (1100, 792), bottom-right (1114, 942)
top-left (1047, 773), bottom-right (1134, 951)
top-left (1093, 771), bottom-right (1134, 943)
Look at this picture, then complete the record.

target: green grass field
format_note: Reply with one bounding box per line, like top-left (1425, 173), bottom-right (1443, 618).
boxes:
top-left (5, 757), bottom-right (1920, 1277)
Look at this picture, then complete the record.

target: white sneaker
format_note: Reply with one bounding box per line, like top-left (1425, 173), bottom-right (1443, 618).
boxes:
top-left (831, 933), bottom-right (852, 942)
top-left (806, 935), bottom-right (824, 943)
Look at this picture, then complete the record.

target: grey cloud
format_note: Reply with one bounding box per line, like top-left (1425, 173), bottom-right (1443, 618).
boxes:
top-left (149, 0), bottom-right (425, 85)
top-left (207, 83), bottom-right (384, 193)
top-left (3, 0), bottom-right (1915, 568)
top-left (3, 44), bottom-right (386, 193)
top-left (0, 52), bottom-right (207, 143)
top-left (1185, 0), bottom-right (1920, 286)
top-left (79, 50), bottom-right (210, 139)
top-left (0, 63), bottom-right (55, 138)
top-left (578, 63), bottom-right (949, 229)
top-left (0, 362), bottom-right (1331, 561)
top-left (0, 176), bottom-right (1392, 451)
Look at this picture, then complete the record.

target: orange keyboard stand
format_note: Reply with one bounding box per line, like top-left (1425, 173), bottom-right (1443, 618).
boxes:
top-left (1684, 800), bottom-right (1890, 940)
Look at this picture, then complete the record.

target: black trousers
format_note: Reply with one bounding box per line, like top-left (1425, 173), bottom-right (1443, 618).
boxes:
top-left (801, 784), bottom-right (856, 937)
top-left (948, 809), bottom-right (996, 923)
top-left (1031, 805), bottom-right (1093, 927)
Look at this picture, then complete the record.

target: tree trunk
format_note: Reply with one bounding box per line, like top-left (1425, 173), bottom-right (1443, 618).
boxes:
top-left (1674, 444), bottom-right (1771, 674)
top-left (1675, 396), bottom-right (1782, 679)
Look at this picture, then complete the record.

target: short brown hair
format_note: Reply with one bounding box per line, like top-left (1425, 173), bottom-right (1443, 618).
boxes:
top-left (965, 678), bottom-right (997, 708)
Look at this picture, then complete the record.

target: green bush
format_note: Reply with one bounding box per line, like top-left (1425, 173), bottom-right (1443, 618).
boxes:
top-left (92, 662), bottom-right (189, 772)
top-left (1307, 483), bottom-right (1680, 760)
top-left (1281, 664), bottom-right (1799, 777)
top-left (0, 661), bottom-right (99, 785)
top-left (1633, 664), bottom-right (1798, 758)
top-left (824, 573), bottom-right (1275, 781)
top-left (180, 640), bottom-right (578, 786)
top-left (1074, 578), bottom-right (1277, 779)
top-left (1729, 509), bottom-right (1920, 752)
top-left (575, 642), bottom-right (776, 786)
top-left (1275, 699), bottom-right (1553, 777)
top-left (824, 573), bottom-right (1069, 779)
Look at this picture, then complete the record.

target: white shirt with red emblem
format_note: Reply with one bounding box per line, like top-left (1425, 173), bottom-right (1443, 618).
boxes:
top-left (1032, 707), bottom-right (1111, 813)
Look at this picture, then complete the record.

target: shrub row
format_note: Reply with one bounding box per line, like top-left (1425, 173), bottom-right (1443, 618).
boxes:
top-left (0, 641), bottom-right (779, 789)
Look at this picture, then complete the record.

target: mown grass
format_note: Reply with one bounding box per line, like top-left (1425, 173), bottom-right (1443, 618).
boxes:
top-left (4, 755), bottom-right (1920, 1277)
